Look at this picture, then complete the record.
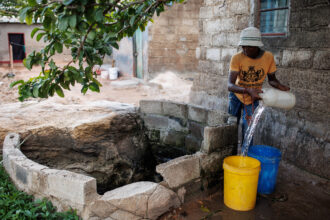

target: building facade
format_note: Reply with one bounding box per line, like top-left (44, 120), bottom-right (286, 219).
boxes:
top-left (191, 0), bottom-right (330, 179)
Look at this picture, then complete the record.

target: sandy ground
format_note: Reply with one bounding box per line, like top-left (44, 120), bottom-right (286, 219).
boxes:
top-left (0, 65), bottom-right (193, 106)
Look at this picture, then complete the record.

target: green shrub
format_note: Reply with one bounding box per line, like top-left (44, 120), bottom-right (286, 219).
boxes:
top-left (0, 161), bottom-right (80, 219)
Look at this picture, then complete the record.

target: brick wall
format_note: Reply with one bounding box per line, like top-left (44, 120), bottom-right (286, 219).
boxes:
top-left (147, 0), bottom-right (203, 78)
top-left (191, 0), bottom-right (330, 179)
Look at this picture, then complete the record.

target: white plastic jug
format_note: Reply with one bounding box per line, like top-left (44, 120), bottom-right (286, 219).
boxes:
top-left (259, 88), bottom-right (296, 110)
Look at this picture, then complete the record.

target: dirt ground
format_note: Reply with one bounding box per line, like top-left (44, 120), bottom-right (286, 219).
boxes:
top-left (1, 66), bottom-right (329, 220)
top-left (0, 65), bottom-right (193, 106)
top-left (159, 162), bottom-right (330, 220)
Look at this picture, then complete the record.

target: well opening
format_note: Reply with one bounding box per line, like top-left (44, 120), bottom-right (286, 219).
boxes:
top-left (19, 112), bottom-right (169, 195)
top-left (19, 113), bottom-right (201, 195)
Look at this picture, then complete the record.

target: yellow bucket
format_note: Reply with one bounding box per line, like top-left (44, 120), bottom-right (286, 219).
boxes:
top-left (223, 156), bottom-right (261, 211)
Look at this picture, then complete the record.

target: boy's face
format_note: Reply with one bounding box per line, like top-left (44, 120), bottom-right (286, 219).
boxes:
top-left (242, 46), bottom-right (259, 58)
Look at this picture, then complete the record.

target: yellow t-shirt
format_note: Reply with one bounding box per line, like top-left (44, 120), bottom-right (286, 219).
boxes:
top-left (230, 51), bottom-right (276, 105)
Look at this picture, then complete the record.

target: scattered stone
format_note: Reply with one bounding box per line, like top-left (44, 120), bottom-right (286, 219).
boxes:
top-left (147, 185), bottom-right (181, 219)
top-left (156, 154), bottom-right (201, 188)
top-left (102, 181), bottom-right (157, 217)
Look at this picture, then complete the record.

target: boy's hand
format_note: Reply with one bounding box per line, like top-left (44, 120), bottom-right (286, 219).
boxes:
top-left (278, 84), bottom-right (290, 91)
top-left (247, 88), bottom-right (263, 102)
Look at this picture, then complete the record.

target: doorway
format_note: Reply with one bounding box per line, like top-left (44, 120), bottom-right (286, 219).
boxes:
top-left (8, 33), bottom-right (26, 61)
top-left (133, 29), bottom-right (143, 79)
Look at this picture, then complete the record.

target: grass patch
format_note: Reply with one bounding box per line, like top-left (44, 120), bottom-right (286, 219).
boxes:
top-left (0, 160), bottom-right (80, 219)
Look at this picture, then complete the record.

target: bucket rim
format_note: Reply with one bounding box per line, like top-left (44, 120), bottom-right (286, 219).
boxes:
top-left (248, 145), bottom-right (282, 159)
top-left (223, 155), bottom-right (261, 175)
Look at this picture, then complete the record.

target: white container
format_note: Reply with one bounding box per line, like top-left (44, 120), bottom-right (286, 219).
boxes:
top-left (101, 70), bottom-right (109, 79)
top-left (108, 67), bottom-right (118, 80)
top-left (259, 88), bottom-right (296, 110)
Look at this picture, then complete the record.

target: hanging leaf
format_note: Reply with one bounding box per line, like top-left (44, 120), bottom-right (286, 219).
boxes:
top-left (69, 15), bottom-right (77, 29)
top-left (36, 32), bottom-right (45, 41)
top-left (87, 31), bottom-right (96, 40)
top-left (31, 28), bottom-right (40, 38)
top-left (19, 7), bottom-right (32, 23)
top-left (89, 82), bottom-right (100, 92)
top-left (55, 85), bottom-right (64, 97)
top-left (58, 16), bottom-right (69, 31)
top-left (63, 0), bottom-right (75, 5)
top-left (54, 42), bottom-right (63, 53)
top-left (25, 13), bottom-right (33, 25)
top-left (10, 80), bottom-right (24, 88)
top-left (95, 8), bottom-right (104, 22)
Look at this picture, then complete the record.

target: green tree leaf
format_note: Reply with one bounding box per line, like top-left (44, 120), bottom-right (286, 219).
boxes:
top-left (31, 28), bottom-right (40, 38)
top-left (69, 15), bottom-right (77, 29)
top-left (19, 7), bottom-right (31, 23)
top-left (63, 0), bottom-right (75, 5)
top-left (54, 42), bottom-right (63, 53)
top-left (36, 32), bottom-right (45, 41)
top-left (10, 80), bottom-right (24, 88)
top-left (89, 82), bottom-right (100, 92)
top-left (28, 0), bottom-right (37, 7)
top-left (58, 16), bottom-right (69, 31)
top-left (25, 13), bottom-right (33, 25)
top-left (95, 8), bottom-right (104, 22)
top-left (55, 85), bottom-right (64, 97)
top-left (87, 31), bottom-right (96, 40)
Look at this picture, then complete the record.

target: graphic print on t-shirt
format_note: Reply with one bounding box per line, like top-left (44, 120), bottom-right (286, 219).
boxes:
top-left (240, 66), bottom-right (265, 82)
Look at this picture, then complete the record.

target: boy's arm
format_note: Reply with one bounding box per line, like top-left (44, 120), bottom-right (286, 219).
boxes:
top-left (267, 72), bottom-right (290, 91)
top-left (228, 71), bottom-right (262, 101)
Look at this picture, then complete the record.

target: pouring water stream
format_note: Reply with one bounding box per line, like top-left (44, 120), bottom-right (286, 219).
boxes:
top-left (239, 103), bottom-right (266, 167)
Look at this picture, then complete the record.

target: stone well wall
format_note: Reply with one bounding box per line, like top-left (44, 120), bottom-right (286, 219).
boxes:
top-left (190, 0), bottom-right (330, 179)
top-left (3, 100), bottom-right (239, 219)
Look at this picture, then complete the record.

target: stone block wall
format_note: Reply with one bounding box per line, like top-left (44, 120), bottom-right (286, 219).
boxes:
top-left (139, 100), bottom-right (237, 159)
top-left (147, 0), bottom-right (203, 78)
top-left (254, 0), bottom-right (330, 179)
top-left (190, 0), bottom-right (251, 110)
top-left (190, 0), bottom-right (330, 179)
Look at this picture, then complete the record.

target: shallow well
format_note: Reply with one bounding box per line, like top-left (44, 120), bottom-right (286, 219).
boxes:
top-left (2, 100), bottom-right (237, 220)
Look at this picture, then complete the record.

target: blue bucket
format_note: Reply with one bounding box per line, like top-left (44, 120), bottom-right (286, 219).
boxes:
top-left (247, 145), bottom-right (281, 194)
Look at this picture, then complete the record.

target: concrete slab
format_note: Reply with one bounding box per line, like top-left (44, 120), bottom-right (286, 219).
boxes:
top-left (111, 80), bottom-right (140, 88)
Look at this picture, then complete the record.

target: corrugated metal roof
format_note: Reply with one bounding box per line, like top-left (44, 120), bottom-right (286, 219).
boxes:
top-left (0, 16), bottom-right (21, 23)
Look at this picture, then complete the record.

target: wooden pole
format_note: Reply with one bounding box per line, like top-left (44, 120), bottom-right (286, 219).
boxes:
top-left (9, 44), bottom-right (14, 70)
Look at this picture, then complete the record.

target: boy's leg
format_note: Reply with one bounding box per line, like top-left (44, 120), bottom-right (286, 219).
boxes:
top-left (228, 92), bottom-right (242, 155)
top-left (228, 92), bottom-right (242, 124)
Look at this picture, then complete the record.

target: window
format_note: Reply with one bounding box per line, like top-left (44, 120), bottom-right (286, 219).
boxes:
top-left (259, 0), bottom-right (289, 36)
